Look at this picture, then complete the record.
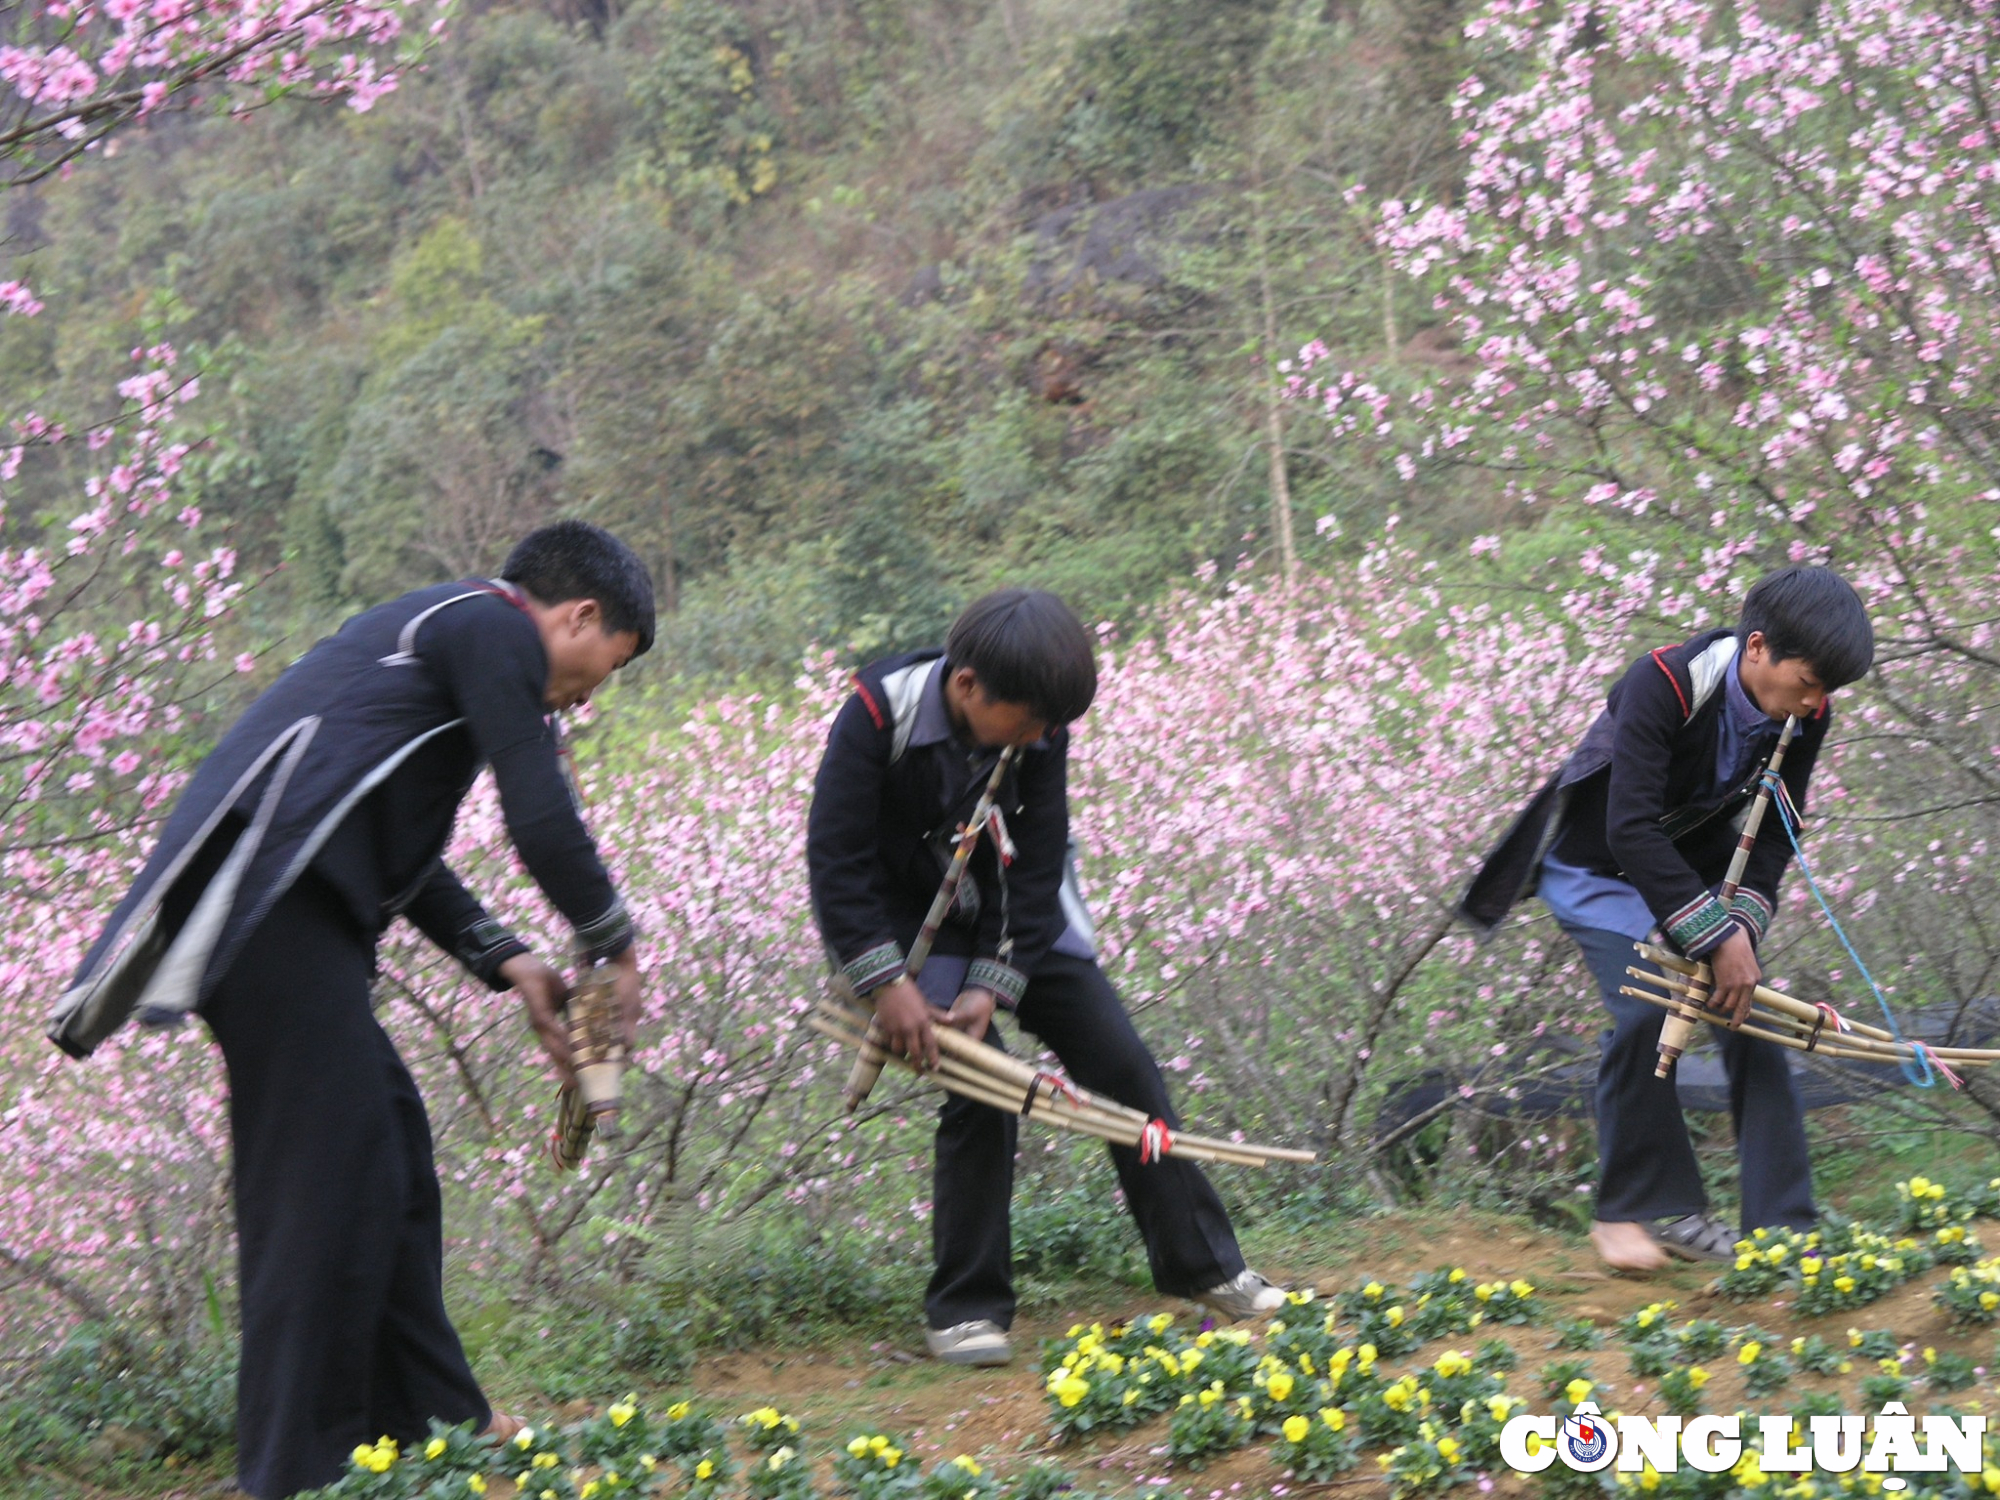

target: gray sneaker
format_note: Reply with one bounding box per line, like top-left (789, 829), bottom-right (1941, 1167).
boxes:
top-left (1196, 1268), bottom-right (1287, 1322)
top-left (925, 1319), bottom-right (1013, 1366)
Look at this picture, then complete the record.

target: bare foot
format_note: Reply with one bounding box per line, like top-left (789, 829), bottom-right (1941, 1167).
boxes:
top-left (1591, 1220), bottom-right (1669, 1273)
top-left (481, 1412), bottom-right (526, 1445)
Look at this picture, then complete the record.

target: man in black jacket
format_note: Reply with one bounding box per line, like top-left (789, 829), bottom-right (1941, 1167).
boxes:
top-left (807, 589), bottom-right (1283, 1366)
top-left (51, 521), bottom-right (652, 1498)
top-left (1459, 567), bottom-right (1873, 1273)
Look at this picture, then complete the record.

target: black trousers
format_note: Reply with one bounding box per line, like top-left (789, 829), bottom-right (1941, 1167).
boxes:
top-left (925, 951), bottom-right (1245, 1330)
top-left (1567, 923), bottom-right (1816, 1233)
top-left (201, 876), bottom-right (489, 1499)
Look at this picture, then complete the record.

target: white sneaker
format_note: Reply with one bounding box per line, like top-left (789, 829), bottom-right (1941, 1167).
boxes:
top-left (925, 1319), bottom-right (1013, 1366)
top-left (1197, 1268), bottom-right (1286, 1322)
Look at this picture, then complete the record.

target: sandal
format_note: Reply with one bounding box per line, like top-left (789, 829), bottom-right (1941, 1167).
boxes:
top-left (481, 1412), bottom-right (527, 1446)
top-left (1651, 1213), bottom-right (1739, 1263)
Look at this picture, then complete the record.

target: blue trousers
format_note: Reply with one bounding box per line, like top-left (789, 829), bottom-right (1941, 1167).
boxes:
top-left (1566, 924), bottom-right (1816, 1233)
top-left (924, 951), bottom-right (1245, 1330)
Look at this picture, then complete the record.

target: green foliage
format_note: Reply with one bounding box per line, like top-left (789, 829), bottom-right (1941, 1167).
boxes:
top-left (627, 0), bottom-right (782, 226)
top-left (0, 1325), bottom-right (235, 1482)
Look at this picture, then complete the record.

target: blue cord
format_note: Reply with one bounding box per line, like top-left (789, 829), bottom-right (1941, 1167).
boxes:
top-left (1764, 769), bottom-right (1934, 1087)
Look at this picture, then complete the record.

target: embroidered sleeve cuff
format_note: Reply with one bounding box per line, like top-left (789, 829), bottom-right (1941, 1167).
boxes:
top-left (574, 896), bottom-right (635, 964)
top-left (843, 942), bottom-right (906, 995)
top-left (966, 957), bottom-right (1028, 1010)
top-left (1665, 893), bottom-right (1736, 958)
top-left (1729, 889), bottom-right (1774, 946)
top-left (459, 916), bottom-right (531, 991)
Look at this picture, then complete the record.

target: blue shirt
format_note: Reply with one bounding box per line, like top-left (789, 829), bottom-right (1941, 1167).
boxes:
top-left (1540, 659), bottom-right (1782, 940)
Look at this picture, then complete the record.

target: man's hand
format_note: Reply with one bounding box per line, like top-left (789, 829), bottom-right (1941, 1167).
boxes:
top-left (942, 986), bottom-right (997, 1043)
top-left (870, 976), bottom-right (939, 1069)
top-left (499, 953), bottom-right (573, 1081)
top-left (606, 944), bottom-right (643, 1050)
top-left (1709, 925), bottom-right (1761, 1028)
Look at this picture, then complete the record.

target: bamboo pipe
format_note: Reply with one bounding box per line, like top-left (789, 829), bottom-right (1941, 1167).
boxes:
top-left (1656, 716), bottom-right (1799, 1078)
top-left (1632, 960), bottom-right (2000, 1061)
top-left (805, 1015), bottom-right (1282, 1167)
top-left (810, 1007), bottom-right (1290, 1167)
top-left (1619, 980), bottom-right (2000, 1066)
top-left (816, 997), bottom-right (1318, 1163)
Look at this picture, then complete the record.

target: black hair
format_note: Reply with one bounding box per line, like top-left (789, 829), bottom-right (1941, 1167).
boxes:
top-left (1738, 565), bottom-right (1873, 689)
top-left (501, 521), bottom-right (657, 657)
top-left (945, 588), bottom-right (1098, 725)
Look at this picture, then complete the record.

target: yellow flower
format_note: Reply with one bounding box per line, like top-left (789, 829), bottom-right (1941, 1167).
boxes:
top-left (1323, 1407), bottom-right (1347, 1432)
top-left (1364, 1281), bottom-right (1385, 1298)
top-left (1435, 1351), bottom-right (1472, 1379)
top-left (514, 1427), bottom-right (536, 1450)
top-left (952, 1456), bottom-right (982, 1477)
top-left (609, 1396), bottom-right (637, 1428)
top-left (1641, 1465), bottom-right (1661, 1491)
top-left (1053, 1374), bottom-right (1090, 1408)
top-left (1449, 1268), bottom-right (1467, 1283)
top-left (1847, 1328), bottom-right (1863, 1347)
top-left (1284, 1415), bottom-right (1311, 1443)
top-left (1150, 1313), bottom-right (1173, 1334)
top-left (868, 1435), bottom-right (890, 1455)
top-left (1800, 1257), bottom-right (1823, 1275)
top-left (1474, 1283), bottom-right (1495, 1301)
top-left (466, 1478), bottom-right (487, 1496)
top-left (1688, 1367), bottom-right (1711, 1390)
top-left (695, 1458), bottom-right (715, 1480)
top-left (1908, 1176), bottom-right (1933, 1196)
top-left (1739, 1342), bottom-right (1763, 1365)
top-left (581, 1483), bottom-right (600, 1500)
top-left (767, 1447), bottom-right (794, 1471)
top-left (1511, 1279), bottom-right (1536, 1298)
top-left (883, 1448), bottom-right (903, 1467)
top-left (667, 1402), bottom-right (692, 1421)
top-left (1438, 1436), bottom-right (1462, 1463)
top-left (1566, 1378), bottom-right (1593, 1405)
top-left (1767, 1245), bottom-right (1789, 1264)
top-left (425, 1437), bottom-right (448, 1461)
top-left (1489, 1395), bottom-right (1517, 1421)
top-left (848, 1437), bottom-right (871, 1457)
top-left (352, 1445), bottom-right (375, 1468)
top-left (1269, 1370), bottom-right (1296, 1403)
top-left (1526, 1431), bottom-right (1546, 1457)
top-left (533, 1451), bottom-right (559, 1469)
top-left (1981, 1291), bottom-right (1999, 1311)
top-left (1358, 1344), bottom-right (1378, 1371)
top-left (1385, 1305), bottom-right (1406, 1328)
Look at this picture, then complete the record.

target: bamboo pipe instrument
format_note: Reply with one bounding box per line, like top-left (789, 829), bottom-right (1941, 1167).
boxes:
top-left (1655, 715), bottom-right (1799, 1078)
top-left (808, 1014), bottom-right (1279, 1166)
top-left (818, 996), bottom-right (1317, 1162)
top-left (840, 746), bottom-right (1019, 1111)
top-left (809, 1003), bottom-right (1315, 1165)
top-left (551, 958), bottom-right (625, 1172)
top-left (1621, 967), bottom-right (2000, 1066)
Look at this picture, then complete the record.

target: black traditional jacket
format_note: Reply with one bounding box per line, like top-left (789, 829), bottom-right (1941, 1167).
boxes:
top-left (1456, 628), bottom-right (1829, 959)
top-left (49, 580), bottom-right (632, 1058)
top-left (805, 650), bottom-right (1076, 1009)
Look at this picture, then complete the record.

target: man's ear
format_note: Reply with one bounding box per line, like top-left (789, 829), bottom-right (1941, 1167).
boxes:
top-left (1742, 629), bottom-right (1767, 664)
top-left (950, 663), bottom-right (980, 697)
top-left (569, 598), bottom-right (604, 635)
